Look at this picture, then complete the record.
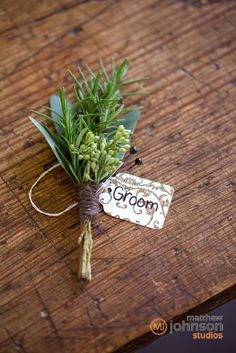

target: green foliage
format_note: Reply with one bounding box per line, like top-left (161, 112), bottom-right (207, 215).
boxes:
top-left (30, 59), bottom-right (146, 184)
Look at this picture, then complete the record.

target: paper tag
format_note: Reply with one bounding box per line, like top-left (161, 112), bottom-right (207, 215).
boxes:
top-left (99, 173), bottom-right (174, 229)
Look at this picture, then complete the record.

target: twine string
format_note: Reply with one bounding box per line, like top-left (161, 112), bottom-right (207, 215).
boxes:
top-left (29, 163), bottom-right (78, 216)
top-left (28, 162), bottom-right (119, 217)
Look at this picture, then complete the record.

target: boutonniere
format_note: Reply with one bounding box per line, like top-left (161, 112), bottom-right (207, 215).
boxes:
top-left (29, 59), bottom-right (147, 280)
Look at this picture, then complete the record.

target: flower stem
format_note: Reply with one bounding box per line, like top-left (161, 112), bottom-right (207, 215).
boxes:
top-left (78, 219), bottom-right (93, 280)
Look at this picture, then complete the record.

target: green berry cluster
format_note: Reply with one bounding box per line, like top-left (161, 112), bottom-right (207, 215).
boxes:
top-left (70, 125), bottom-right (130, 182)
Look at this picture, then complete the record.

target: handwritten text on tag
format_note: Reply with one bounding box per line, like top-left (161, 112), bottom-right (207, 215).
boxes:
top-left (99, 173), bottom-right (174, 229)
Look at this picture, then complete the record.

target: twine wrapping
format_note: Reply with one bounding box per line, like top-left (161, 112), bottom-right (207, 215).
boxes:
top-left (75, 182), bottom-right (102, 220)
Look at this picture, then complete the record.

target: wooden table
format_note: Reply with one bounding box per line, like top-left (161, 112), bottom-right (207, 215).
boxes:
top-left (1, 0), bottom-right (236, 352)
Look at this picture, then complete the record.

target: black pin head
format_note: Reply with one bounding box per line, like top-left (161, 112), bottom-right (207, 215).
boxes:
top-left (130, 146), bottom-right (138, 154)
top-left (135, 158), bottom-right (143, 166)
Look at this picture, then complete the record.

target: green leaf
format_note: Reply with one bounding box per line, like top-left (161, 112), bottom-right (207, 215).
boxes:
top-left (122, 109), bottom-right (140, 134)
top-left (49, 95), bottom-right (72, 136)
top-left (31, 109), bottom-right (64, 129)
top-left (49, 95), bottom-right (64, 135)
top-left (116, 59), bottom-right (128, 81)
top-left (92, 71), bottom-right (101, 95)
top-left (68, 163), bottom-right (80, 182)
top-left (29, 116), bottom-right (68, 172)
top-left (75, 128), bottom-right (87, 148)
top-left (59, 87), bottom-right (67, 118)
top-left (121, 77), bottom-right (149, 86)
top-left (99, 58), bottom-right (109, 81)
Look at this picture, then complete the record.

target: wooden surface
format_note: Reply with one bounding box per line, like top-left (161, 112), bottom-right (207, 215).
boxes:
top-left (1, 0), bottom-right (236, 352)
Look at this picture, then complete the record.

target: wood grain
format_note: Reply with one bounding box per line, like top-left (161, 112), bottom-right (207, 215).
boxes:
top-left (0, 0), bottom-right (236, 352)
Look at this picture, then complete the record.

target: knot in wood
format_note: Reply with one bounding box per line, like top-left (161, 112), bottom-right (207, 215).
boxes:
top-left (76, 182), bottom-right (101, 220)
